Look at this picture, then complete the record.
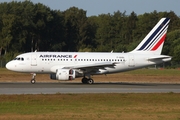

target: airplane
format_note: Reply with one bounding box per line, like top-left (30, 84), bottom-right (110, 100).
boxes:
top-left (6, 18), bottom-right (171, 84)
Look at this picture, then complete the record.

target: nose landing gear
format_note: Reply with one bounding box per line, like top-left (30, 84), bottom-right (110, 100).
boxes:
top-left (31, 73), bottom-right (36, 84)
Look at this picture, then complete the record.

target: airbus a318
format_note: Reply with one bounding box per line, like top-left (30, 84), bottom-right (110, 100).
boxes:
top-left (6, 18), bottom-right (171, 84)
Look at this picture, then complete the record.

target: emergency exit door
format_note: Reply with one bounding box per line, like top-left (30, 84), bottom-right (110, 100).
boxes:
top-left (31, 55), bottom-right (37, 66)
top-left (128, 55), bottom-right (135, 67)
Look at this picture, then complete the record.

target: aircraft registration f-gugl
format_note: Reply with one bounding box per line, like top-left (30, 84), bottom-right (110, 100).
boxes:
top-left (6, 18), bottom-right (171, 84)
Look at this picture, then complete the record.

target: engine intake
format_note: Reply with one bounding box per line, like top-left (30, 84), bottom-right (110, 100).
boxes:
top-left (50, 69), bottom-right (75, 81)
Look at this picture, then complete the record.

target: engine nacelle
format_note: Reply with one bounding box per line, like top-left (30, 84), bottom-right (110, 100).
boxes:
top-left (50, 69), bottom-right (75, 81)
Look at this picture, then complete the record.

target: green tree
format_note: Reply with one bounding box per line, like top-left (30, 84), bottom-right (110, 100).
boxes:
top-left (164, 30), bottom-right (180, 63)
top-left (95, 13), bottom-right (114, 51)
top-left (63, 7), bottom-right (94, 51)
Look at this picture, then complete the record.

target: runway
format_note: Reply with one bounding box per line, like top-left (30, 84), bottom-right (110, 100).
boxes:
top-left (0, 82), bottom-right (180, 94)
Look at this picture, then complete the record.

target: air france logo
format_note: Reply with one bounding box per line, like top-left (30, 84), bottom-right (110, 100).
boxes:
top-left (39, 54), bottom-right (72, 58)
top-left (74, 55), bottom-right (77, 58)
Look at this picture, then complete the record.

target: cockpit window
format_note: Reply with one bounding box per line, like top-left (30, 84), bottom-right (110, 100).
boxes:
top-left (14, 57), bottom-right (24, 61)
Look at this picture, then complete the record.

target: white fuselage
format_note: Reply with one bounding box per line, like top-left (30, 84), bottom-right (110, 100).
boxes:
top-left (6, 52), bottom-right (171, 76)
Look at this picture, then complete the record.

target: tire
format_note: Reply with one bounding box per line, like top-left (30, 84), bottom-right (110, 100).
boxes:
top-left (82, 78), bottom-right (87, 84)
top-left (31, 79), bottom-right (36, 84)
top-left (87, 79), bottom-right (94, 84)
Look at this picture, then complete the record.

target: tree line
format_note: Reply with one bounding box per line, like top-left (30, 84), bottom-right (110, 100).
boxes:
top-left (0, 1), bottom-right (180, 67)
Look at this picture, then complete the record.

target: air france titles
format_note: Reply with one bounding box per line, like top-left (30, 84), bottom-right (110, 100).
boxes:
top-left (39, 54), bottom-right (72, 58)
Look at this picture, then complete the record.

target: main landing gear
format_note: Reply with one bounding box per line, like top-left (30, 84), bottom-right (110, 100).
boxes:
top-left (81, 77), bottom-right (94, 84)
top-left (31, 73), bottom-right (36, 84)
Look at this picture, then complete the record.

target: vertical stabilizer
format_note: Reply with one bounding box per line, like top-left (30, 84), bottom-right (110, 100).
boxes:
top-left (130, 18), bottom-right (170, 55)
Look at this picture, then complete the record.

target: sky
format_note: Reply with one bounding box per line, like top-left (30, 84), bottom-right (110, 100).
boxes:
top-left (1, 0), bottom-right (180, 17)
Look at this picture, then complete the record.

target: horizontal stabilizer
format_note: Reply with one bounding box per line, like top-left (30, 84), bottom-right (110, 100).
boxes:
top-left (147, 56), bottom-right (172, 61)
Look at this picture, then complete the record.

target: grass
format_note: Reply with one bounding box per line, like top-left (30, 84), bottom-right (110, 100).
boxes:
top-left (1, 68), bottom-right (180, 119)
top-left (1, 68), bottom-right (180, 83)
top-left (125, 68), bottom-right (180, 76)
top-left (1, 68), bottom-right (180, 77)
top-left (1, 67), bottom-right (180, 75)
top-left (0, 93), bottom-right (180, 120)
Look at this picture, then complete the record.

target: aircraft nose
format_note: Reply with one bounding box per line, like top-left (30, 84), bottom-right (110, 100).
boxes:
top-left (6, 61), bottom-right (15, 71)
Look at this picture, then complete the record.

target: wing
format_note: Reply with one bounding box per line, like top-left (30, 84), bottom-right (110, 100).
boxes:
top-left (50, 62), bottom-right (119, 73)
top-left (67, 62), bottom-right (118, 68)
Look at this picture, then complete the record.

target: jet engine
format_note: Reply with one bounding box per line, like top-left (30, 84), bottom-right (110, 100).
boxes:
top-left (50, 69), bottom-right (75, 80)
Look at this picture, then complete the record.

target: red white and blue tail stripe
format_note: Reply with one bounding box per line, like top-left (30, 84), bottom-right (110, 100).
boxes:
top-left (131, 18), bottom-right (170, 55)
